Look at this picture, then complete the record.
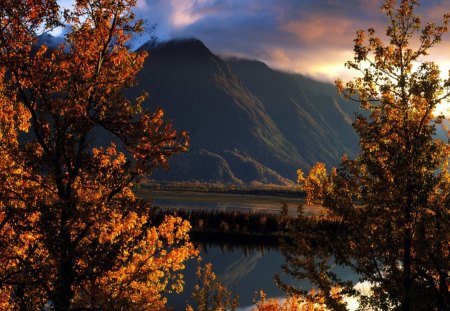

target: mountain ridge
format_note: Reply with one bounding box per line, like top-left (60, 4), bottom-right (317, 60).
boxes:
top-left (129, 38), bottom-right (360, 184)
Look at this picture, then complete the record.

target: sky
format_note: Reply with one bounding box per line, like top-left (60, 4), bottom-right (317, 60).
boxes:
top-left (56, 0), bottom-right (450, 84)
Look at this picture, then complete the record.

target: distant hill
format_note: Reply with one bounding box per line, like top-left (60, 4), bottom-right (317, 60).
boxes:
top-left (128, 38), bottom-right (360, 184)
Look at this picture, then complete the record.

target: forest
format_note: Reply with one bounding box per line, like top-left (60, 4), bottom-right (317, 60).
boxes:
top-left (0, 0), bottom-right (448, 310)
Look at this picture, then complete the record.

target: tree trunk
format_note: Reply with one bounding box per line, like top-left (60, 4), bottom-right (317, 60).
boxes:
top-left (402, 188), bottom-right (413, 311)
top-left (402, 227), bottom-right (412, 311)
top-left (53, 209), bottom-right (74, 311)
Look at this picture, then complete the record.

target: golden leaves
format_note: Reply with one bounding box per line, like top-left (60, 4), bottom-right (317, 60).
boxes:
top-left (0, 0), bottom-right (193, 309)
top-left (0, 286), bottom-right (14, 311)
top-left (295, 2), bottom-right (450, 309)
top-left (253, 290), bottom-right (329, 311)
top-left (82, 215), bottom-right (198, 310)
top-left (187, 261), bottom-right (239, 311)
top-left (298, 163), bottom-right (330, 205)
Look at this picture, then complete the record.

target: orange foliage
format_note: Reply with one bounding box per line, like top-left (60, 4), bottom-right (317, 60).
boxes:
top-left (0, 0), bottom-right (196, 309)
top-left (186, 261), bottom-right (239, 311)
top-left (297, 163), bottom-right (329, 205)
top-left (292, 1), bottom-right (450, 309)
top-left (253, 290), bottom-right (331, 311)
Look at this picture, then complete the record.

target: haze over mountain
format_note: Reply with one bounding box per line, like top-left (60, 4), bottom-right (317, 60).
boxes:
top-left (129, 38), bottom-right (360, 184)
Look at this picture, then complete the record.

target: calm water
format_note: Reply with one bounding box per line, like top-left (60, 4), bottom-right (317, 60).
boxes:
top-left (140, 190), bottom-right (354, 309)
top-left (166, 245), bottom-right (288, 310)
top-left (166, 244), bottom-right (356, 310)
top-left (136, 189), bottom-right (325, 216)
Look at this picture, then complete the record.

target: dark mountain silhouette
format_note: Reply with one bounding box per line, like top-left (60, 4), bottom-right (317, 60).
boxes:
top-left (227, 57), bottom-right (359, 167)
top-left (129, 38), bottom-right (360, 184)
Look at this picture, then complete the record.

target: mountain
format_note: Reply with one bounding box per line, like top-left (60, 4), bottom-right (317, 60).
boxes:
top-left (227, 58), bottom-right (359, 166)
top-left (129, 38), bottom-right (360, 184)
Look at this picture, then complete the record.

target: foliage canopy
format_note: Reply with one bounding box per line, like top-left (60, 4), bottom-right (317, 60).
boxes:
top-left (0, 0), bottom-right (197, 310)
top-left (282, 1), bottom-right (450, 310)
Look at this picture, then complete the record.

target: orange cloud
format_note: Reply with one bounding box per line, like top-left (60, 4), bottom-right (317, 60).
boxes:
top-left (258, 46), bottom-right (354, 83)
top-left (269, 48), bottom-right (291, 68)
top-left (281, 15), bottom-right (355, 46)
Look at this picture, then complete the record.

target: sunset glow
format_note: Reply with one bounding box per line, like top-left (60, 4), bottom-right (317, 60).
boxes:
top-left (56, 0), bottom-right (450, 84)
top-left (3, 1), bottom-right (449, 309)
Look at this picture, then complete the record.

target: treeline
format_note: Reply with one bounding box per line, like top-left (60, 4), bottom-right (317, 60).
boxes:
top-left (141, 181), bottom-right (304, 197)
top-left (150, 206), bottom-right (346, 248)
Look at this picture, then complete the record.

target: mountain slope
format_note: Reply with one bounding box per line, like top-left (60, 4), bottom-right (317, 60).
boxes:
top-left (227, 58), bottom-right (359, 166)
top-left (129, 39), bottom-right (359, 184)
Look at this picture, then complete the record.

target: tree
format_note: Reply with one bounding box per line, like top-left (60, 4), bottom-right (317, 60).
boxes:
top-left (186, 261), bottom-right (239, 311)
top-left (0, 0), bottom-right (197, 310)
top-left (280, 1), bottom-right (450, 310)
top-left (252, 290), bottom-right (331, 311)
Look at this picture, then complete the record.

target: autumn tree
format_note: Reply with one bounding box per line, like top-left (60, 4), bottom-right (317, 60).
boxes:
top-left (0, 0), bottom-right (197, 310)
top-left (186, 261), bottom-right (239, 311)
top-left (252, 290), bottom-right (331, 311)
top-left (280, 1), bottom-right (450, 310)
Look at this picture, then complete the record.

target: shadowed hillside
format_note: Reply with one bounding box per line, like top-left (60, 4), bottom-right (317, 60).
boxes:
top-left (129, 38), bottom-right (359, 183)
top-left (227, 58), bottom-right (359, 165)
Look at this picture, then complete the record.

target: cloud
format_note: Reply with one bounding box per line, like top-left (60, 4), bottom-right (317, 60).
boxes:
top-left (136, 0), bottom-right (151, 12)
top-left (259, 46), bottom-right (354, 82)
top-left (169, 0), bottom-right (202, 28)
top-left (269, 48), bottom-right (291, 67)
top-left (280, 15), bottom-right (355, 47)
top-left (139, 0), bottom-right (387, 81)
top-left (56, 0), bottom-right (450, 82)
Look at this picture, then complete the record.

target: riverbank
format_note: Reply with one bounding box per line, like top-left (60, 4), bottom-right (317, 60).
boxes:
top-left (137, 181), bottom-right (304, 197)
top-left (134, 182), bottom-right (334, 247)
top-left (134, 183), bottom-right (325, 216)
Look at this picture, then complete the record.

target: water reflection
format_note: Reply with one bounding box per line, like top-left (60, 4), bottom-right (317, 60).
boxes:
top-left (144, 190), bottom-right (353, 309)
top-left (166, 243), bottom-right (292, 310)
top-left (166, 243), bottom-right (356, 310)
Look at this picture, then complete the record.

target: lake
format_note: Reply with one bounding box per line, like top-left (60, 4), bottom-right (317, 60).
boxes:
top-left (134, 190), bottom-right (353, 309)
top-left (134, 189), bottom-right (325, 216)
top-left (166, 244), bottom-right (357, 310)
top-left (166, 245), bottom-right (289, 310)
